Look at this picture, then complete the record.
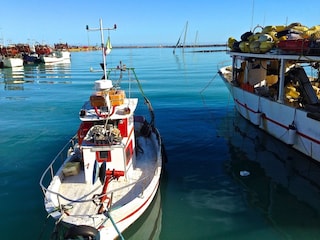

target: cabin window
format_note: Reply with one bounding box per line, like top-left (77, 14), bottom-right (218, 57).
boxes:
top-left (96, 151), bottom-right (111, 162)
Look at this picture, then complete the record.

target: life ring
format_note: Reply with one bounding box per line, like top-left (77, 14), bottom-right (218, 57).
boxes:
top-left (64, 225), bottom-right (99, 239)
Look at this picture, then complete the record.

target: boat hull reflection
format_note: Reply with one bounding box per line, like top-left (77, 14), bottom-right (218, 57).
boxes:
top-left (218, 111), bottom-right (320, 238)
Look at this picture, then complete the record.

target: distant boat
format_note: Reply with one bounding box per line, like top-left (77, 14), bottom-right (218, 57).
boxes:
top-left (0, 45), bottom-right (24, 68)
top-left (40, 50), bottom-right (71, 64)
top-left (219, 23), bottom-right (320, 162)
top-left (39, 19), bottom-right (165, 240)
top-left (17, 44), bottom-right (42, 65)
top-left (2, 57), bottom-right (23, 68)
top-left (22, 52), bottom-right (42, 65)
top-left (40, 43), bottom-right (71, 64)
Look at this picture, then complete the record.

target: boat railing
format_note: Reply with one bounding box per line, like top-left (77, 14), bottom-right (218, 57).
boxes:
top-left (39, 135), bottom-right (78, 199)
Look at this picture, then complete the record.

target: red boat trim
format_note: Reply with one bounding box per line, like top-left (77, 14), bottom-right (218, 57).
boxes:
top-left (261, 113), bottom-right (289, 130)
top-left (117, 180), bottom-right (159, 223)
top-left (234, 97), bottom-right (320, 145)
top-left (235, 99), bottom-right (260, 114)
top-left (125, 127), bottom-right (134, 146)
top-left (298, 130), bottom-right (320, 145)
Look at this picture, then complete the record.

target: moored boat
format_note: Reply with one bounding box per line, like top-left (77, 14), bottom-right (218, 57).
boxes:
top-left (39, 19), bottom-right (165, 240)
top-left (2, 57), bottom-right (24, 68)
top-left (219, 23), bottom-right (320, 162)
top-left (0, 45), bottom-right (24, 67)
top-left (40, 51), bottom-right (71, 64)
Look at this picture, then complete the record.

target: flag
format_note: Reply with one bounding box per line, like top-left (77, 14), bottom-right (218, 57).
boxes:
top-left (104, 36), bottom-right (112, 55)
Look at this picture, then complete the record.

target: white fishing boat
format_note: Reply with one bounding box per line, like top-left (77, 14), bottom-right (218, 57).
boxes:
top-left (39, 19), bottom-right (165, 240)
top-left (0, 45), bottom-right (24, 67)
top-left (2, 57), bottom-right (24, 67)
top-left (41, 50), bottom-right (71, 64)
top-left (219, 23), bottom-right (320, 162)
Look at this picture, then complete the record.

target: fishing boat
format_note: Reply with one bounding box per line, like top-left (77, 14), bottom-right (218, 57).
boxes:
top-left (0, 45), bottom-right (24, 68)
top-left (2, 57), bottom-right (23, 68)
top-left (40, 50), bottom-right (71, 64)
top-left (39, 19), bottom-right (165, 240)
top-left (219, 23), bottom-right (320, 162)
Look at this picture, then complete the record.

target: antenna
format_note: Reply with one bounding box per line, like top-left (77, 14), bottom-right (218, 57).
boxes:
top-left (86, 19), bottom-right (117, 79)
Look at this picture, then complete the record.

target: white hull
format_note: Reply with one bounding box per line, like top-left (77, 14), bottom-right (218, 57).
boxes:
top-left (41, 51), bottom-right (71, 64)
top-left (219, 64), bottom-right (320, 162)
top-left (2, 57), bottom-right (23, 67)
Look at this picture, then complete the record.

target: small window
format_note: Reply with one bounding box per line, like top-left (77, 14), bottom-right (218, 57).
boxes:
top-left (96, 151), bottom-right (111, 162)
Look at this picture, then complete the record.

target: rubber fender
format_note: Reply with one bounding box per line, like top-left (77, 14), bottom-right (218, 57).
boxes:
top-left (64, 225), bottom-right (100, 239)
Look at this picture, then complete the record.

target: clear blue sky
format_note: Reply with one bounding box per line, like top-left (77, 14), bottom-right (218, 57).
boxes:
top-left (1, 0), bottom-right (319, 46)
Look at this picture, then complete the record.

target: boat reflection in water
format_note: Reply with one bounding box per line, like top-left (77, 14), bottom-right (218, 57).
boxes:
top-left (122, 190), bottom-right (162, 240)
top-left (218, 111), bottom-right (320, 238)
top-left (0, 62), bottom-right (72, 90)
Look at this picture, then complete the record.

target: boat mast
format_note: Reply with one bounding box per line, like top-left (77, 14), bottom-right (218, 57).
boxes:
top-left (194, 30), bottom-right (198, 47)
top-left (173, 21), bottom-right (188, 54)
top-left (183, 21), bottom-right (188, 50)
top-left (86, 19), bottom-right (116, 79)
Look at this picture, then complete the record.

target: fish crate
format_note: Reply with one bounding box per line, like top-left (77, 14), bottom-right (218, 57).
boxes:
top-left (90, 92), bottom-right (106, 107)
top-left (109, 90), bottom-right (125, 106)
top-left (277, 39), bottom-right (310, 54)
top-left (62, 162), bottom-right (81, 177)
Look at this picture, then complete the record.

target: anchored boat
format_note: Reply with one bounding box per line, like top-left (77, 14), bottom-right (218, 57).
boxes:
top-left (219, 23), bottom-right (320, 162)
top-left (39, 19), bottom-right (165, 239)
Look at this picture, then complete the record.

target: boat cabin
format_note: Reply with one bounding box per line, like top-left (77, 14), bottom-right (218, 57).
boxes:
top-left (77, 79), bottom-right (138, 185)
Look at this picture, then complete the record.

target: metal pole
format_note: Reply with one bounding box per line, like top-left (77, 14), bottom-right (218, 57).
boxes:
top-left (99, 19), bottom-right (107, 80)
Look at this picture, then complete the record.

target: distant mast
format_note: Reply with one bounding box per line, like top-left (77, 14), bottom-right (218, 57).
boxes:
top-left (182, 21), bottom-right (188, 50)
top-left (194, 30), bottom-right (198, 47)
top-left (173, 21), bottom-right (188, 54)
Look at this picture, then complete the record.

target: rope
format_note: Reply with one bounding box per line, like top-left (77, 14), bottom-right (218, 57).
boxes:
top-left (104, 208), bottom-right (125, 240)
top-left (131, 68), bottom-right (155, 127)
top-left (200, 72), bottom-right (218, 95)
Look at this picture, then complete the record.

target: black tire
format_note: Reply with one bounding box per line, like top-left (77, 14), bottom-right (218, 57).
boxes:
top-left (64, 225), bottom-right (99, 239)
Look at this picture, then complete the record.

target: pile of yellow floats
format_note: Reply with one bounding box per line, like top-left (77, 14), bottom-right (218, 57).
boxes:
top-left (228, 23), bottom-right (320, 54)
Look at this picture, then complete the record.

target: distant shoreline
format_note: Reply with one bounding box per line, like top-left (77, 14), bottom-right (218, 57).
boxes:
top-left (113, 44), bottom-right (227, 49)
top-left (68, 44), bottom-right (227, 52)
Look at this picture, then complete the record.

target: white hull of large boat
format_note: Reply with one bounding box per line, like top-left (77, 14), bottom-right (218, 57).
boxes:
top-left (2, 57), bottom-right (24, 68)
top-left (220, 66), bottom-right (320, 162)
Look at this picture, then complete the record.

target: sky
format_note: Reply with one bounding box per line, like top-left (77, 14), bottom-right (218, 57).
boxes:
top-left (1, 0), bottom-right (320, 46)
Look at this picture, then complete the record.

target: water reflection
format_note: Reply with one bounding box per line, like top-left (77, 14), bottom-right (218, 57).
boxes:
top-left (123, 190), bottom-right (162, 240)
top-left (0, 62), bottom-right (72, 90)
top-left (218, 111), bottom-right (320, 238)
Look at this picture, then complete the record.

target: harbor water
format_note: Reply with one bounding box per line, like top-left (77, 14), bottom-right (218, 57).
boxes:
top-left (1, 48), bottom-right (320, 239)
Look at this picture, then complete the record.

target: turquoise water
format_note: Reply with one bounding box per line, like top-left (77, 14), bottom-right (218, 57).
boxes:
top-left (1, 48), bottom-right (320, 240)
